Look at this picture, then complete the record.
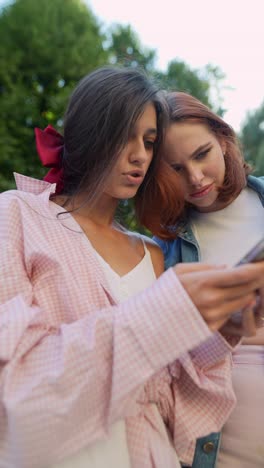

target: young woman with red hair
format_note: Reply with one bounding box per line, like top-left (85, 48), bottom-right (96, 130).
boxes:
top-left (154, 91), bottom-right (264, 468)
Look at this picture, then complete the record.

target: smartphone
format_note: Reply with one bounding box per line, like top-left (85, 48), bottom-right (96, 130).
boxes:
top-left (236, 237), bottom-right (264, 265)
top-left (231, 237), bottom-right (264, 324)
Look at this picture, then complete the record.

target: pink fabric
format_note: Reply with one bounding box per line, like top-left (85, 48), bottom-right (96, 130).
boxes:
top-left (0, 173), bottom-right (236, 468)
top-left (217, 345), bottom-right (264, 467)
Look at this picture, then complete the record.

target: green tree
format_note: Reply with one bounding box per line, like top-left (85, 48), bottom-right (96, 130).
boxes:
top-left (0, 1), bottom-right (227, 234)
top-left (240, 102), bottom-right (264, 175)
top-left (106, 24), bottom-right (156, 71)
top-left (154, 60), bottom-right (226, 113)
top-left (0, 0), bottom-right (107, 190)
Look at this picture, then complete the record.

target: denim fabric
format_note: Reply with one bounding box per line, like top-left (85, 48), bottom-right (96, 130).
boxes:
top-left (154, 176), bottom-right (264, 468)
top-left (181, 432), bottom-right (221, 468)
top-left (154, 176), bottom-right (264, 270)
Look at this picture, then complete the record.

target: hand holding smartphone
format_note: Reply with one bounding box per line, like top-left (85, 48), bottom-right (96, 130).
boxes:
top-left (231, 237), bottom-right (264, 324)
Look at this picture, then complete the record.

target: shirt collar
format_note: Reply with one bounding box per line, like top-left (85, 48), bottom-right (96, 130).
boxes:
top-left (14, 172), bottom-right (57, 196)
top-left (13, 174), bottom-right (124, 305)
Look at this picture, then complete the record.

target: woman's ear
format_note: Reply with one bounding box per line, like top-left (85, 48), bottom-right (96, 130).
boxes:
top-left (220, 139), bottom-right (227, 156)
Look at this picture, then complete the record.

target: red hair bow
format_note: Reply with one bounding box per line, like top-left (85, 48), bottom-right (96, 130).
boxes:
top-left (35, 125), bottom-right (64, 193)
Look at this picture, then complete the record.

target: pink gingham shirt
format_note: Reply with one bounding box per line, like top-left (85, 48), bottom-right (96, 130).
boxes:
top-left (0, 174), bottom-right (236, 468)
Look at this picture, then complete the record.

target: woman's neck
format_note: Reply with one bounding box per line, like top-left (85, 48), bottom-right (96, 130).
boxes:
top-left (194, 191), bottom-right (242, 214)
top-left (53, 192), bottom-right (119, 227)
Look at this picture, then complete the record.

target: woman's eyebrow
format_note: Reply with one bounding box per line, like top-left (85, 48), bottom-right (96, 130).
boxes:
top-left (191, 142), bottom-right (211, 157)
top-left (145, 128), bottom-right (157, 136)
top-left (130, 128), bottom-right (157, 138)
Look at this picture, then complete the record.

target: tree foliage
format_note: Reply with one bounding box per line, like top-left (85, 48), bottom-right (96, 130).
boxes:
top-left (156, 60), bottom-right (210, 104)
top-left (154, 61), bottom-right (226, 115)
top-left (106, 24), bottom-right (156, 71)
top-left (240, 102), bottom-right (264, 175)
top-left (0, 0), bottom-right (107, 189)
top-left (0, 0), bottom-right (227, 232)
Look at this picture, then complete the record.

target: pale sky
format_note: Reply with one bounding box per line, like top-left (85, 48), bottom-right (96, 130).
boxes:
top-left (1, 0), bottom-right (263, 131)
top-left (87, 0), bottom-right (264, 131)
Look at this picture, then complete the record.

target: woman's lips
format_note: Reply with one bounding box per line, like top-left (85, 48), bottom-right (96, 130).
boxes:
top-left (123, 174), bottom-right (144, 185)
top-left (190, 183), bottom-right (214, 198)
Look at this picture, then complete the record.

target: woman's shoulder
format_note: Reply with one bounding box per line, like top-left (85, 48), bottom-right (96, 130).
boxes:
top-left (126, 232), bottom-right (164, 277)
top-left (0, 184), bottom-right (53, 236)
top-left (0, 189), bottom-right (25, 211)
top-left (0, 190), bottom-right (29, 244)
top-left (140, 235), bottom-right (164, 277)
top-left (143, 235), bottom-right (164, 254)
top-left (1, 174), bottom-right (56, 216)
top-left (131, 232), bottom-right (163, 253)
top-left (0, 188), bottom-right (41, 213)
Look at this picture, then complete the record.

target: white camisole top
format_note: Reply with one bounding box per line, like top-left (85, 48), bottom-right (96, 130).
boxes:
top-left (51, 237), bottom-right (157, 468)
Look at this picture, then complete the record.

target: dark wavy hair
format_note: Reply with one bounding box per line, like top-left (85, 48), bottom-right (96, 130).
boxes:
top-left (61, 66), bottom-right (166, 207)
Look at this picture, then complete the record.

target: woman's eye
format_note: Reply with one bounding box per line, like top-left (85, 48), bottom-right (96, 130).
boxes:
top-left (195, 148), bottom-right (210, 160)
top-left (144, 140), bottom-right (155, 149)
top-left (171, 164), bottom-right (183, 173)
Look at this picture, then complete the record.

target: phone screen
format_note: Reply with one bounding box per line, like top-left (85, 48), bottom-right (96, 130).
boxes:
top-left (231, 237), bottom-right (264, 324)
top-left (236, 237), bottom-right (264, 265)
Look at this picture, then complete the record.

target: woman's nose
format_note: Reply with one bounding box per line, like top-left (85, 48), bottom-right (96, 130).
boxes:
top-left (129, 141), bottom-right (148, 165)
top-left (188, 166), bottom-right (203, 185)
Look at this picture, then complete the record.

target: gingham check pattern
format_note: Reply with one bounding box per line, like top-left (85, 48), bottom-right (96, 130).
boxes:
top-left (0, 174), bottom-right (236, 467)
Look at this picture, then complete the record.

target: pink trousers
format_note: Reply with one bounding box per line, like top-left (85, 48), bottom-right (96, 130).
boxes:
top-left (217, 345), bottom-right (264, 468)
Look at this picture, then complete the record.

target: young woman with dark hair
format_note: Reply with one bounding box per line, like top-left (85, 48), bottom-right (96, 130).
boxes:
top-left (154, 91), bottom-right (264, 468)
top-left (1, 68), bottom-right (264, 468)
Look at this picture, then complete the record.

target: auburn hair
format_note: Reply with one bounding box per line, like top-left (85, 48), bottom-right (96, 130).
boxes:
top-left (135, 158), bottom-right (185, 239)
top-left (145, 91), bottom-right (252, 239)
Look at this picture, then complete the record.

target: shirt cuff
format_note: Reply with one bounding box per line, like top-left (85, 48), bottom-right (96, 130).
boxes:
top-left (189, 331), bottom-right (233, 369)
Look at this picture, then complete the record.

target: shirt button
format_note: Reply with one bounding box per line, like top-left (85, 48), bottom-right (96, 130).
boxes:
top-left (202, 441), bottom-right (215, 454)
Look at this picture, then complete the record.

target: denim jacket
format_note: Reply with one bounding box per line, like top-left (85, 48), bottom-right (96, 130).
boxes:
top-left (154, 175), bottom-right (264, 468)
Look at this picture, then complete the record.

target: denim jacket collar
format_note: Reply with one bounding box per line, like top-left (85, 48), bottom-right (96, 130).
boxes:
top-left (247, 175), bottom-right (264, 205)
